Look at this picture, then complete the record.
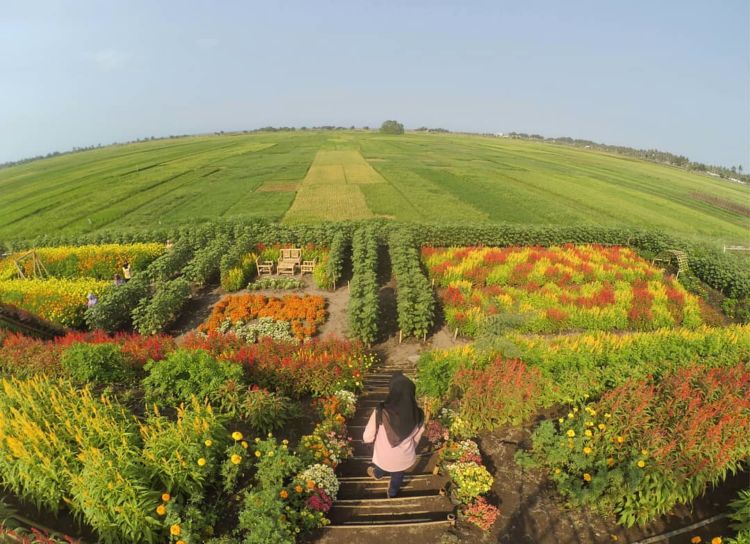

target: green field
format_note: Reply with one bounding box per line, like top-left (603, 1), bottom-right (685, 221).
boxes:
top-left (1, 130), bottom-right (748, 244)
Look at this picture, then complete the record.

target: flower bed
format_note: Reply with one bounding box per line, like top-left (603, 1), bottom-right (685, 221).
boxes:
top-left (199, 294), bottom-right (327, 340)
top-left (519, 362), bottom-right (750, 527)
top-left (0, 243), bottom-right (163, 280)
top-left (0, 278), bottom-right (111, 328)
top-left (423, 245), bottom-right (703, 335)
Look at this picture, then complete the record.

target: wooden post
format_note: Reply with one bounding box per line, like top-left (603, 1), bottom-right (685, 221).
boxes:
top-left (398, 330), bottom-right (403, 344)
top-left (453, 328), bottom-right (458, 340)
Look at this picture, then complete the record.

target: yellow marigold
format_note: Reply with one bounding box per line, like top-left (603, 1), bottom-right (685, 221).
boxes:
top-left (241, 441), bottom-right (249, 449)
top-left (711, 538), bottom-right (721, 544)
top-left (641, 449), bottom-right (648, 456)
top-left (604, 413), bottom-right (611, 418)
top-left (282, 439), bottom-right (289, 445)
top-left (583, 473), bottom-right (592, 482)
top-left (231, 454), bottom-right (242, 465)
top-left (616, 436), bottom-right (624, 443)
top-left (162, 493), bottom-right (171, 502)
top-left (170, 525), bottom-right (181, 536)
top-left (637, 460), bottom-right (646, 468)
top-left (156, 504), bottom-right (166, 516)
top-left (306, 479), bottom-right (316, 490)
top-left (566, 430), bottom-right (575, 437)
top-left (280, 489), bottom-right (289, 499)
top-left (554, 468), bottom-right (561, 474)
top-left (585, 421), bottom-right (593, 427)
top-left (583, 447), bottom-right (592, 455)
top-left (255, 450), bottom-right (261, 458)
top-left (268, 451), bottom-right (274, 457)
top-left (607, 457), bottom-right (615, 467)
top-left (204, 439), bottom-right (213, 447)
top-left (197, 458), bottom-right (206, 466)
top-left (567, 412), bottom-right (574, 419)
top-left (558, 418), bottom-right (564, 423)
top-left (584, 430), bottom-right (593, 437)
top-left (691, 537), bottom-right (702, 544)
top-left (176, 541), bottom-right (186, 544)
top-left (598, 424), bottom-right (606, 430)
top-left (295, 484), bottom-right (303, 493)
top-left (232, 431), bottom-right (243, 441)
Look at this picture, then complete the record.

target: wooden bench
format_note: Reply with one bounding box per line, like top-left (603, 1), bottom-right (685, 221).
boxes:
top-left (255, 257), bottom-right (274, 276)
top-left (301, 258), bottom-right (316, 274)
top-left (278, 248), bottom-right (302, 275)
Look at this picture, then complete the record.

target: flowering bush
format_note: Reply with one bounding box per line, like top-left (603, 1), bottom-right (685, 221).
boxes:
top-left (60, 342), bottom-right (134, 385)
top-left (181, 333), bottom-right (374, 397)
top-left (232, 386), bottom-right (295, 435)
top-left (425, 419), bottom-right (449, 446)
top-left (522, 362), bottom-right (750, 527)
top-left (218, 317), bottom-right (295, 343)
top-left (445, 462), bottom-right (494, 503)
top-left (297, 463), bottom-right (340, 499)
top-left (0, 278), bottom-right (110, 328)
top-left (423, 245), bottom-right (703, 335)
top-left (315, 390), bottom-right (357, 420)
top-left (0, 243), bottom-right (163, 280)
top-left (200, 293), bottom-right (327, 340)
top-left (461, 496), bottom-right (500, 531)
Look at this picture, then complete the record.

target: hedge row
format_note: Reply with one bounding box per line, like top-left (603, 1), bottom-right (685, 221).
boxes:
top-left (348, 226), bottom-right (380, 344)
top-left (388, 229), bottom-right (435, 339)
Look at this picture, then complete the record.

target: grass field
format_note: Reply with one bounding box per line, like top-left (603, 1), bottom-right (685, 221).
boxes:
top-left (0, 130), bottom-right (748, 243)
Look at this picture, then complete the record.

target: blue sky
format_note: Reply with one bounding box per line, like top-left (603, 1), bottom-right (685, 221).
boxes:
top-left (1, 0), bottom-right (748, 168)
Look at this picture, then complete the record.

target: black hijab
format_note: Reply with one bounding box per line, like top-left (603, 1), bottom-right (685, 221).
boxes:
top-left (376, 372), bottom-right (424, 447)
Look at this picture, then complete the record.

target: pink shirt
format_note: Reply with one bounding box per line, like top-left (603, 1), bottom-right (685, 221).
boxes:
top-left (362, 409), bottom-right (425, 472)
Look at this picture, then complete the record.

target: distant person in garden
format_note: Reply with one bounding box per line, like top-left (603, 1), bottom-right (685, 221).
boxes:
top-left (113, 273), bottom-right (124, 286)
top-left (122, 261), bottom-right (132, 282)
top-left (86, 292), bottom-right (98, 308)
top-left (165, 239), bottom-right (173, 250)
top-left (363, 372), bottom-right (425, 498)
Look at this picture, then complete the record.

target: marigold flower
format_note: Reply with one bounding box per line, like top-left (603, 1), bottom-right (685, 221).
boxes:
top-left (584, 430), bottom-right (593, 437)
top-left (176, 541), bottom-right (185, 544)
top-left (255, 450), bottom-right (261, 458)
top-left (585, 421), bottom-right (593, 427)
top-left (231, 454), bottom-right (242, 465)
top-left (711, 538), bottom-right (721, 544)
top-left (204, 439), bottom-right (213, 447)
top-left (637, 460), bottom-right (646, 468)
top-left (583, 473), bottom-right (592, 482)
top-left (241, 441), bottom-right (249, 449)
top-left (691, 537), bottom-right (702, 544)
top-left (604, 413), bottom-right (611, 418)
top-left (567, 413), bottom-right (574, 419)
top-left (197, 457), bottom-right (206, 466)
top-left (161, 493), bottom-right (170, 502)
top-left (554, 468), bottom-right (561, 474)
top-left (641, 449), bottom-right (648, 456)
top-left (566, 430), bottom-right (575, 437)
top-left (307, 479), bottom-right (316, 489)
top-left (156, 504), bottom-right (166, 516)
top-left (616, 436), bottom-right (624, 443)
top-left (268, 451), bottom-right (274, 457)
top-left (232, 431), bottom-right (243, 441)
top-left (280, 489), bottom-right (289, 499)
top-left (607, 457), bottom-right (615, 467)
top-left (170, 525), bottom-right (181, 536)
top-left (558, 418), bottom-right (564, 423)
top-left (583, 447), bottom-right (592, 455)
top-left (598, 424), bottom-right (606, 430)
top-left (295, 484), bottom-right (303, 493)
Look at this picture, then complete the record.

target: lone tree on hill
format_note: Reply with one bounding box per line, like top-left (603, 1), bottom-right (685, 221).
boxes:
top-left (380, 120), bottom-right (404, 135)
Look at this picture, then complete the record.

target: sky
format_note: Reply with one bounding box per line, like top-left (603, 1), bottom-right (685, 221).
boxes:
top-left (1, 0), bottom-right (748, 168)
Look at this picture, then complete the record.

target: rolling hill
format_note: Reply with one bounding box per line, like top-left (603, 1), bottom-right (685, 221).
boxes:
top-left (0, 130), bottom-right (747, 244)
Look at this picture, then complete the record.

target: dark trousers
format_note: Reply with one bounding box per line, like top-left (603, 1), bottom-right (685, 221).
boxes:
top-left (373, 465), bottom-right (405, 497)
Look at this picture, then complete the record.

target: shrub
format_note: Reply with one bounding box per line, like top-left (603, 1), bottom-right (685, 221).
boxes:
top-left (132, 277), bottom-right (191, 335)
top-left (445, 462), bottom-right (493, 503)
top-left (235, 386), bottom-right (295, 435)
top-left (729, 489), bottom-right (750, 540)
top-left (143, 349), bottom-right (245, 407)
top-left (85, 276), bottom-right (150, 332)
top-left (220, 234), bottom-right (257, 291)
top-left (183, 235), bottom-right (231, 287)
top-left (461, 497), bottom-right (500, 531)
top-left (248, 277), bottom-right (304, 290)
top-left (60, 342), bottom-right (134, 385)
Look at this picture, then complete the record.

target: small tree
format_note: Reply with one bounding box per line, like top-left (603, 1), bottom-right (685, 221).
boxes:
top-left (380, 120), bottom-right (404, 135)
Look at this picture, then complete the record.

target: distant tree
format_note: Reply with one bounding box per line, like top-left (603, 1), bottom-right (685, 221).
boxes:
top-left (739, 165), bottom-right (744, 174)
top-left (380, 120), bottom-right (404, 135)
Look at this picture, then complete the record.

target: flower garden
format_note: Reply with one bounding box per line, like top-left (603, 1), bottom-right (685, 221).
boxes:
top-left (0, 221), bottom-right (748, 543)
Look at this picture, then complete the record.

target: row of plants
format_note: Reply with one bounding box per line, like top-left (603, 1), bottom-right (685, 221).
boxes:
top-left (516, 361), bottom-right (750, 528)
top-left (324, 230), bottom-right (349, 290)
top-left (219, 234), bottom-right (258, 291)
top-left (0, 277), bottom-right (110, 328)
top-left (199, 294), bottom-right (327, 341)
top-left (248, 277), bottom-right (305, 291)
top-left (425, 410), bottom-right (500, 532)
top-left (0, 243), bottom-right (163, 280)
top-left (423, 245), bottom-right (704, 335)
top-left (182, 235), bottom-right (231, 287)
top-left (388, 228), bottom-right (435, 339)
top-left (347, 226), bottom-right (380, 344)
top-left (416, 325), bottom-right (750, 425)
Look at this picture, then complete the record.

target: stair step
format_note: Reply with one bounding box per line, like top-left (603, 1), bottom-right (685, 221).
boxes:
top-left (329, 501), bottom-right (453, 526)
top-left (337, 473), bottom-right (447, 500)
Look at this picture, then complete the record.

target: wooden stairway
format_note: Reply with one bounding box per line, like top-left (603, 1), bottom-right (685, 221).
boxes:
top-left (316, 359), bottom-right (455, 542)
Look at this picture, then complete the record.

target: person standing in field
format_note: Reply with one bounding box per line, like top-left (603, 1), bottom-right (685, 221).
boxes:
top-left (86, 292), bottom-right (98, 308)
top-left (363, 372), bottom-right (425, 498)
top-left (122, 261), bottom-right (132, 282)
top-left (113, 273), bottom-right (124, 286)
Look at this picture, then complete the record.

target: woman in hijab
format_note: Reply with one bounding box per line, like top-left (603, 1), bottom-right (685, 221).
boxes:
top-left (362, 372), bottom-right (425, 498)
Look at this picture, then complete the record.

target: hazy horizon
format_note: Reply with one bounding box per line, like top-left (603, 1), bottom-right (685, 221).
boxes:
top-left (2, 0), bottom-right (748, 168)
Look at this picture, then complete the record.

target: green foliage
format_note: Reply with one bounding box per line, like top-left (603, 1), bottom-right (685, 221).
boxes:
top-left (60, 342), bottom-right (134, 385)
top-left (85, 276), bottom-right (150, 332)
top-left (142, 240), bottom-right (194, 282)
top-left (388, 228), bottom-right (435, 338)
top-left (183, 234), bottom-right (231, 287)
top-left (379, 120), bottom-right (404, 135)
top-left (729, 489), bottom-right (750, 539)
top-left (347, 226), bottom-right (380, 343)
top-left (142, 348), bottom-right (245, 407)
top-left (325, 230), bottom-right (348, 289)
top-left (248, 277), bottom-right (305, 290)
top-left (132, 277), bottom-right (192, 335)
top-left (228, 387), bottom-right (296, 435)
top-left (220, 234), bottom-right (257, 291)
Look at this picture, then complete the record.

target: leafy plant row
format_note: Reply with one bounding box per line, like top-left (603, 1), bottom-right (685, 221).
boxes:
top-left (131, 278), bottom-right (192, 335)
top-left (388, 228), bottom-right (435, 339)
top-left (220, 233), bottom-right (258, 291)
top-left (347, 226), bottom-right (379, 344)
top-left (325, 230), bottom-right (349, 289)
top-left (182, 234), bottom-right (231, 287)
